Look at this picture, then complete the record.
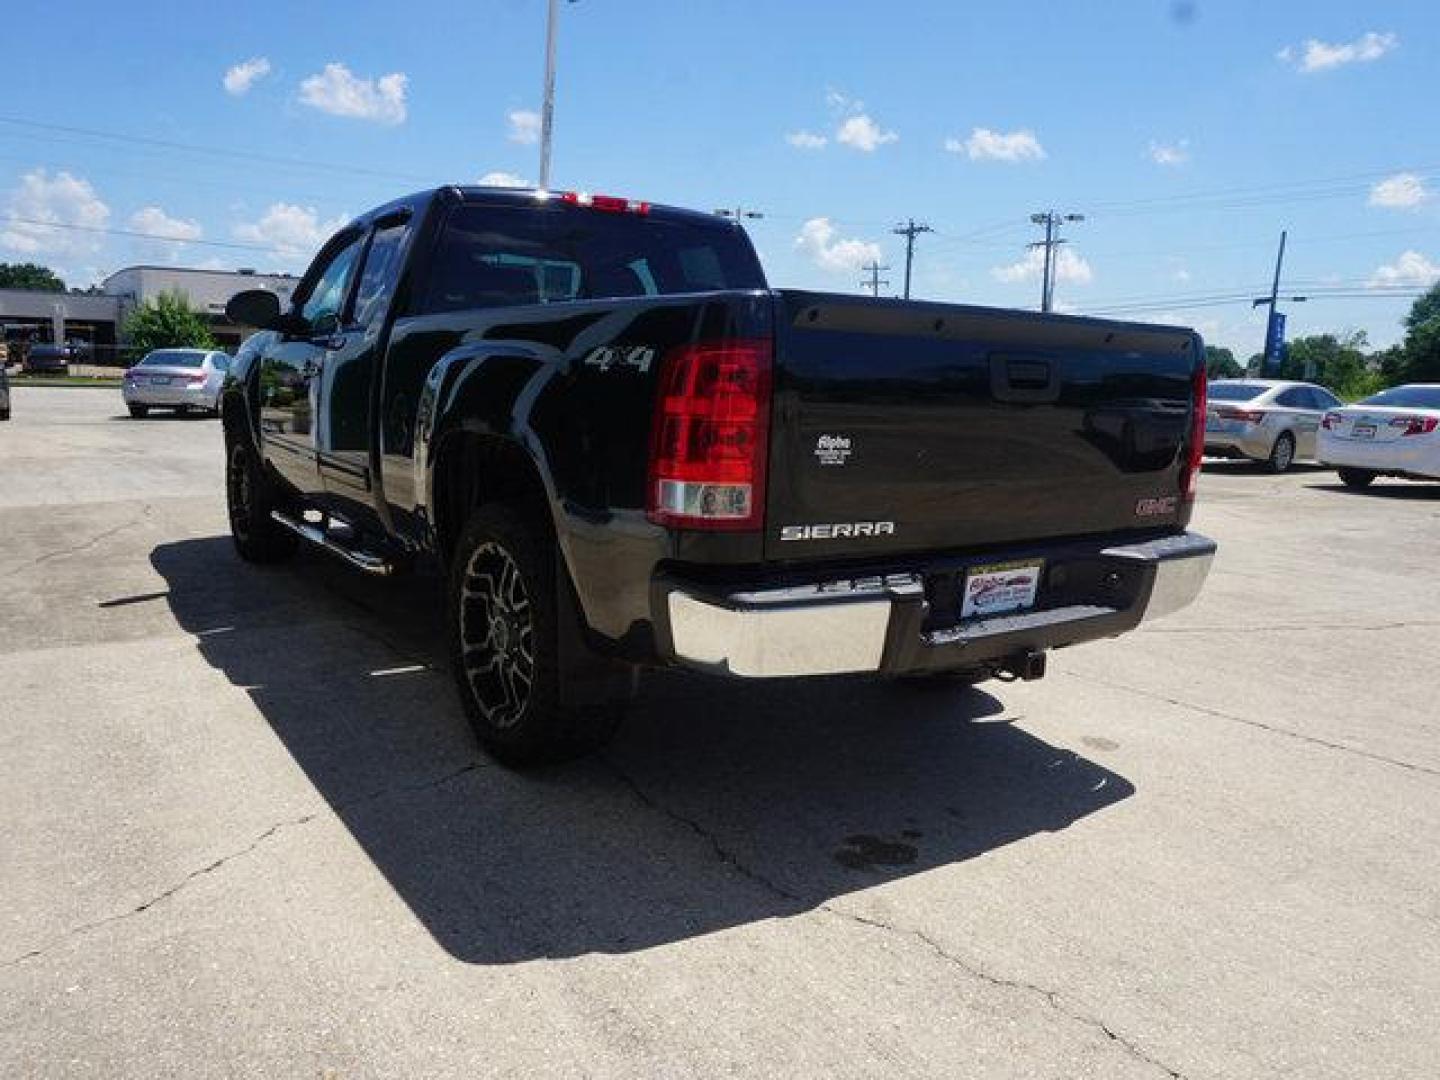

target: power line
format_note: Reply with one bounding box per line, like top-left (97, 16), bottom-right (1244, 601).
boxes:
top-left (0, 214), bottom-right (282, 253)
top-left (1028, 210), bottom-right (1084, 312)
top-left (892, 219), bottom-right (933, 300)
top-left (860, 260), bottom-right (890, 297)
top-left (0, 115), bottom-right (435, 184)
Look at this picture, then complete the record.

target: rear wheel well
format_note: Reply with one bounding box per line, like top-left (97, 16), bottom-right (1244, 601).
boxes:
top-left (433, 432), bottom-right (552, 565)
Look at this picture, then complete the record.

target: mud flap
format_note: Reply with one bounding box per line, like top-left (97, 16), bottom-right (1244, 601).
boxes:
top-left (555, 551), bottom-right (639, 709)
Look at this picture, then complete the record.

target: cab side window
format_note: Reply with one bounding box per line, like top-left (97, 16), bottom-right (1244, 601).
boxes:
top-left (352, 221), bottom-right (412, 327)
top-left (300, 236), bottom-right (364, 333)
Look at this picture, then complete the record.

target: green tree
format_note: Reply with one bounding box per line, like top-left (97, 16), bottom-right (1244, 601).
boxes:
top-left (1204, 345), bottom-right (1243, 379)
top-left (1277, 332), bottom-right (1381, 399)
top-left (0, 262), bottom-right (66, 291)
top-left (1401, 283), bottom-right (1440, 383)
top-left (122, 290), bottom-right (216, 355)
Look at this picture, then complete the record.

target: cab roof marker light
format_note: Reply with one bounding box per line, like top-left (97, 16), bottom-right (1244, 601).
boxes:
top-left (560, 191), bottom-right (650, 214)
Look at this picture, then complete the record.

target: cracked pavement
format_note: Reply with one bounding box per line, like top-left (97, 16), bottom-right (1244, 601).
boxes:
top-left (3, 388), bottom-right (1439, 1078)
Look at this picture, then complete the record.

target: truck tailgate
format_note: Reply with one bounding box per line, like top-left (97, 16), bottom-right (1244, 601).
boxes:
top-left (764, 291), bottom-right (1201, 561)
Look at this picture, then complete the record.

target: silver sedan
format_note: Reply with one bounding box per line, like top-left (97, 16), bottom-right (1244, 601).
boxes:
top-left (1203, 379), bottom-right (1344, 473)
top-left (121, 349), bottom-right (230, 419)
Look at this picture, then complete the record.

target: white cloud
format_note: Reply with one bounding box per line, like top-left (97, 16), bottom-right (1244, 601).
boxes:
top-left (507, 109), bottom-right (541, 145)
top-left (299, 63), bottom-right (408, 125)
top-left (234, 203), bottom-right (348, 259)
top-left (1278, 31), bottom-right (1397, 73)
top-left (1148, 139), bottom-right (1190, 167)
top-left (991, 246), bottom-right (1093, 286)
top-left (786, 129), bottom-right (828, 150)
top-left (223, 57), bottom-right (271, 96)
top-left (0, 168), bottom-right (110, 257)
top-left (1368, 250), bottom-right (1440, 288)
top-left (478, 171), bottom-right (527, 187)
top-left (835, 114), bottom-right (897, 152)
top-left (1173, 266), bottom-right (1192, 283)
top-left (1368, 172), bottom-right (1428, 209)
top-left (947, 127), bottom-right (1045, 163)
top-left (128, 206), bottom-right (203, 262)
top-left (825, 88), bottom-right (858, 112)
top-left (794, 217), bottom-right (882, 274)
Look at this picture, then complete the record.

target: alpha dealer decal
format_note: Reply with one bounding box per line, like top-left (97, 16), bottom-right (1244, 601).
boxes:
top-left (814, 434), bottom-right (852, 466)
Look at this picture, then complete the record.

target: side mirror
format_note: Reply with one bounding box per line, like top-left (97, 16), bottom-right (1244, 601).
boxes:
top-left (225, 289), bottom-right (283, 329)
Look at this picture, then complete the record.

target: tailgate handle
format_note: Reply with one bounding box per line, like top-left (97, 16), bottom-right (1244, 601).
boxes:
top-left (990, 354), bottom-right (1061, 403)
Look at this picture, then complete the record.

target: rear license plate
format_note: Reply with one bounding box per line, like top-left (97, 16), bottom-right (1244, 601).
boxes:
top-left (148, 376), bottom-right (170, 385)
top-left (1353, 423), bottom-right (1376, 439)
top-left (961, 560), bottom-right (1043, 620)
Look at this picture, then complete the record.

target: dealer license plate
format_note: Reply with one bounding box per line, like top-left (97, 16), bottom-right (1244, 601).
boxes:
top-left (961, 560), bottom-right (1043, 620)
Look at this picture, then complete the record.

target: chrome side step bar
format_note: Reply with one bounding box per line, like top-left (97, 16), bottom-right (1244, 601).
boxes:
top-left (269, 510), bottom-right (392, 576)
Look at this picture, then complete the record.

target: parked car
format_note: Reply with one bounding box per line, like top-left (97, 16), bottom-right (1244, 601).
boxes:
top-left (1317, 384), bottom-right (1440, 488)
top-left (121, 349), bottom-right (230, 418)
top-left (22, 342), bottom-right (70, 374)
top-left (0, 362), bottom-right (10, 421)
top-left (1203, 378), bottom-right (1344, 473)
top-left (220, 185), bottom-right (1215, 767)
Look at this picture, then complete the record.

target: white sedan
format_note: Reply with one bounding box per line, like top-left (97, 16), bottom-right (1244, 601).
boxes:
top-left (121, 349), bottom-right (230, 418)
top-left (1317, 383), bottom-right (1440, 488)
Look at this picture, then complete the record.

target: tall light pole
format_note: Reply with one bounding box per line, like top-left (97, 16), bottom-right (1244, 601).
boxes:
top-left (1251, 230), bottom-right (1308, 375)
top-left (538, 0), bottom-right (561, 190)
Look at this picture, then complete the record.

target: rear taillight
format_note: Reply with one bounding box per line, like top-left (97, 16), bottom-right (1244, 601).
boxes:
top-left (560, 191), bottom-right (650, 214)
top-left (647, 339), bottom-right (771, 530)
top-left (1322, 411), bottom-right (1343, 430)
top-left (1181, 364), bottom-right (1206, 503)
top-left (1390, 415), bottom-right (1439, 436)
top-left (186, 373), bottom-right (206, 384)
top-left (1218, 408), bottom-right (1264, 423)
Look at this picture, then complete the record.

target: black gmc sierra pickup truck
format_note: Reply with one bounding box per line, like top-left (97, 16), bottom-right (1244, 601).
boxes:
top-left (221, 185), bottom-right (1215, 766)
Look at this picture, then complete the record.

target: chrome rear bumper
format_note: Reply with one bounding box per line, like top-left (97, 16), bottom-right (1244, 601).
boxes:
top-left (662, 531), bottom-right (1215, 678)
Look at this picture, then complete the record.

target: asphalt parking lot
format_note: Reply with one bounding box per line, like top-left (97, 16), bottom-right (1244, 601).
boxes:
top-left (3, 386), bottom-right (1438, 1079)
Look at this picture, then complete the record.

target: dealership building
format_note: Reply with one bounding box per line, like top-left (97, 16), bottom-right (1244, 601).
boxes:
top-left (0, 265), bottom-right (297, 361)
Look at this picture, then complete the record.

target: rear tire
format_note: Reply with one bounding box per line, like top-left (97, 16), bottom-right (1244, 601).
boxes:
top-left (128, 404), bottom-right (148, 419)
top-left (1265, 431), bottom-right (1296, 474)
top-left (448, 503), bottom-right (620, 768)
top-left (1337, 467), bottom-right (1376, 489)
top-left (226, 438), bottom-right (299, 563)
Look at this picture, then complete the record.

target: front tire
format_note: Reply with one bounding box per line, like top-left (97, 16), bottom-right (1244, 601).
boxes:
top-left (448, 503), bottom-right (620, 767)
top-left (1337, 467), bottom-right (1376, 489)
top-left (1266, 431), bottom-right (1296, 474)
top-left (226, 438), bottom-right (299, 563)
top-left (128, 404), bottom-right (148, 419)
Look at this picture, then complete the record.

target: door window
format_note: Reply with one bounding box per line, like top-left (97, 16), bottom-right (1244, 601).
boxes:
top-left (1274, 388), bottom-right (1309, 408)
top-left (300, 236), bottom-right (364, 333)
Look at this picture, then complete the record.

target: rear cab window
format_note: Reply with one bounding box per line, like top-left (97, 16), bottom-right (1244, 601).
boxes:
top-left (413, 200), bottom-right (766, 315)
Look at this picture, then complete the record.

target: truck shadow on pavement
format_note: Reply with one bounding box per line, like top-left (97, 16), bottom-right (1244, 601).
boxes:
top-left (151, 537), bottom-right (1134, 965)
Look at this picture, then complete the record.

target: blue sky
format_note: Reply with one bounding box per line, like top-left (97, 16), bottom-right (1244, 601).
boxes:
top-left (1, 0), bottom-right (1434, 355)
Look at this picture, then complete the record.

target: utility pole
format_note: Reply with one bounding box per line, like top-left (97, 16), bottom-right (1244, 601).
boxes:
top-left (892, 219), bottom-right (933, 300)
top-left (860, 260), bottom-right (891, 297)
top-left (1028, 210), bottom-right (1084, 312)
top-left (715, 207), bottom-right (764, 225)
top-left (1251, 230), bottom-right (1308, 375)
